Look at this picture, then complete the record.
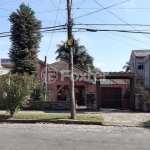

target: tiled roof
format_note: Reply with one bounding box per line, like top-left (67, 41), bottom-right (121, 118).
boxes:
top-left (133, 50), bottom-right (150, 57)
top-left (95, 72), bottom-right (136, 79)
top-left (49, 60), bottom-right (92, 76)
top-left (111, 79), bottom-right (127, 84)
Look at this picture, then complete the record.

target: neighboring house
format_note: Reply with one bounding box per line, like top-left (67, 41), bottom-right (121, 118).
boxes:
top-left (0, 58), bottom-right (13, 68)
top-left (129, 50), bottom-right (150, 86)
top-left (143, 55), bottom-right (150, 87)
top-left (0, 68), bottom-right (11, 75)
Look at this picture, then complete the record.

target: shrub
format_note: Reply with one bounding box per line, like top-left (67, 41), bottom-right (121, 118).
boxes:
top-left (0, 73), bottom-right (39, 116)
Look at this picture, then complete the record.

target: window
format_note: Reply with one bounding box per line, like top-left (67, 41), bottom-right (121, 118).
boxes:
top-left (137, 63), bottom-right (143, 70)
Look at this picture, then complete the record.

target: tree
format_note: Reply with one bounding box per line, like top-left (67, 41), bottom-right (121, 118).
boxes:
top-left (9, 3), bottom-right (42, 75)
top-left (123, 62), bottom-right (130, 72)
top-left (55, 39), bottom-right (94, 71)
top-left (124, 84), bottom-right (150, 102)
top-left (0, 73), bottom-right (39, 116)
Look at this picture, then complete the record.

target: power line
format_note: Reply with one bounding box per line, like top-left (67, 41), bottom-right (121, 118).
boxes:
top-left (0, 24), bottom-right (66, 35)
top-left (73, 20), bottom-right (145, 49)
top-left (49, 0), bottom-right (66, 19)
top-left (72, 7), bottom-right (150, 10)
top-left (74, 23), bottom-right (150, 27)
top-left (72, 2), bottom-right (150, 46)
top-left (0, 8), bottom-right (12, 11)
top-left (3, 26), bottom-right (150, 36)
top-left (46, 0), bottom-right (62, 56)
top-left (0, 0), bottom-right (20, 4)
top-left (0, 0), bottom-right (42, 7)
top-left (93, 0), bottom-right (150, 39)
top-left (0, 28), bottom-right (67, 37)
top-left (72, 28), bottom-right (150, 34)
top-left (72, 0), bottom-right (86, 15)
top-left (77, 0), bottom-right (149, 46)
top-left (74, 0), bottom-right (129, 20)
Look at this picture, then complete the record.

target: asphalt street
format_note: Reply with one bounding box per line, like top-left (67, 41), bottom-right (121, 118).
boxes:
top-left (0, 124), bottom-right (150, 150)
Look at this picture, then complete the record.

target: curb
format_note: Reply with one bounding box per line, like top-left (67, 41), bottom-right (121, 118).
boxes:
top-left (103, 122), bottom-right (150, 127)
top-left (0, 119), bottom-right (150, 127)
top-left (0, 119), bottom-right (103, 125)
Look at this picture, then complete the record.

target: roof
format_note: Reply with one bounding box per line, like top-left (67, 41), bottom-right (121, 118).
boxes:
top-left (133, 50), bottom-right (150, 57)
top-left (95, 72), bottom-right (136, 79)
top-left (49, 59), bottom-right (92, 76)
top-left (111, 79), bottom-right (127, 84)
top-left (93, 79), bottom-right (127, 85)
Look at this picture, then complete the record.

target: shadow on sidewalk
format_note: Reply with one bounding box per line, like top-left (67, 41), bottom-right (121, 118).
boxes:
top-left (0, 114), bottom-right (11, 120)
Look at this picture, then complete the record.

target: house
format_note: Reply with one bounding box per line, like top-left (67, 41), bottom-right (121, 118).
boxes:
top-left (129, 50), bottom-right (150, 88)
top-left (0, 58), bottom-right (13, 68)
top-left (0, 58), bottom-right (131, 109)
top-left (39, 59), bottom-right (131, 109)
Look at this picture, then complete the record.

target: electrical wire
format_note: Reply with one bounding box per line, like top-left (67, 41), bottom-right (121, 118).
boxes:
top-left (72, 28), bottom-right (150, 34)
top-left (74, 23), bottom-right (150, 27)
top-left (72, 0), bottom-right (86, 15)
top-left (71, 7), bottom-right (150, 10)
top-left (49, 0), bottom-right (66, 19)
top-left (72, 2), bottom-right (150, 45)
top-left (0, 0), bottom-right (42, 7)
top-left (73, 20), bottom-right (145, 49)
top-left (46, 0), bottom-right (62, 57)
top-left (0, 0), bottom-right (20, 4)
top-left (93, 0), bottom-right (150, 39)
top-left (0, 24), bottom-right (66, 34)
top-left (0, 28), bottom-right (67, 37)
top-left (74, 0), bottom-right (129, 20)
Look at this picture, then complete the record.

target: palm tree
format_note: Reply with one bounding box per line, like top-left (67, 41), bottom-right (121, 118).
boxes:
top-left (55, 39), bottom-right (94, 71)
top-left (123, 61), bottom-right (130, 72)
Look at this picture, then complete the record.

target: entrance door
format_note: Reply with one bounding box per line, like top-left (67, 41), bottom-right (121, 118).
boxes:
top-left (75, 86), bottom-right (85, 106)
top-left (101, 87), bottom-right (122, 108)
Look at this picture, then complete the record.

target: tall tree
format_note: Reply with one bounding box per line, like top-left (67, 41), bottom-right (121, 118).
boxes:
top-left (123, 62), bottom-right (130, 72)
top-left (9, 3), bottom-right (42, 75)
top-left (55, 39), bottom-right (94, 71)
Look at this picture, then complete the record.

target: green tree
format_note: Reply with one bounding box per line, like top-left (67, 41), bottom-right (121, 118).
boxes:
top-left (9, 3), bottom-right (42, 75)
top-left (55, 39), bottom-right (94, 71)
top-left (0, 73), bottom-right (39, 116)
top-left (124, 84), bottom-right (150, 102)
top-left (123, 62), bottom-right (130, 72)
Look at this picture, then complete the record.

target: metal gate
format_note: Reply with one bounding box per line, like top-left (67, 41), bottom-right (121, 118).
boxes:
top-left (101, 87), bottom-right (122, 108)
top-left (100, 79), bottom-right (130, 109)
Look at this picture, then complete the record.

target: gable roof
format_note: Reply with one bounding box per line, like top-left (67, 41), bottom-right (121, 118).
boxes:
top-left (133, 50), bottom-right (150, 57)
top-left (49, 59), bottom-right (92, 76)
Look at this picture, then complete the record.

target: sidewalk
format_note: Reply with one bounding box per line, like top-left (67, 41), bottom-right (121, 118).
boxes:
top-left (0, 109), bottom-right (150, 127)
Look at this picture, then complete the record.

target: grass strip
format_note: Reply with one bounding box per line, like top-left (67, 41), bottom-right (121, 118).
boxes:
top-left (0, 114), bottom-right (104, 122)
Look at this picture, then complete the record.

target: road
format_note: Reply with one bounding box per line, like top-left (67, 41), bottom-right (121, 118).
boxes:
top-left (0, 123), bottom-right (150, 150)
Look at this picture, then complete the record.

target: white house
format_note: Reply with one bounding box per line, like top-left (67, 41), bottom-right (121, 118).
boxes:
top-left (130, 50), bottom-right (150, 87)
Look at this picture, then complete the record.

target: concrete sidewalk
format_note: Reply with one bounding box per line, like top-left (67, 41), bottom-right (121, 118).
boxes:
top-left (0, 109), bottom-right (150, 127)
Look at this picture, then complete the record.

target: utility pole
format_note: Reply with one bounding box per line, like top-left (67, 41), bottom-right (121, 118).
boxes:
top-left (67, 0), bottom-right (76, 119)
top-left (44, 56), bottom-right (47, 101)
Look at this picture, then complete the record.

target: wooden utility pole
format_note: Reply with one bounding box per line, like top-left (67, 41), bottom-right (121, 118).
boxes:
top-left (67, 0), bottom-right (76, 119)
top-left (44, 56), bottom-right (47, 101)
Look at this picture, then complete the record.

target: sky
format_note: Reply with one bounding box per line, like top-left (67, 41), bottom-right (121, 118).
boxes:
top-left (1, 0), bottom-right (150, 72)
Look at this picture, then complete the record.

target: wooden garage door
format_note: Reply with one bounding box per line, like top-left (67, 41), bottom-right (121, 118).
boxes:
top-left (101, 87), bottom-right (122, 108)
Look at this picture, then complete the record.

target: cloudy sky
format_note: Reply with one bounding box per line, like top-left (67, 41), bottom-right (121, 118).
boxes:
top-left (1, 0), bottom-right (150, 72)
